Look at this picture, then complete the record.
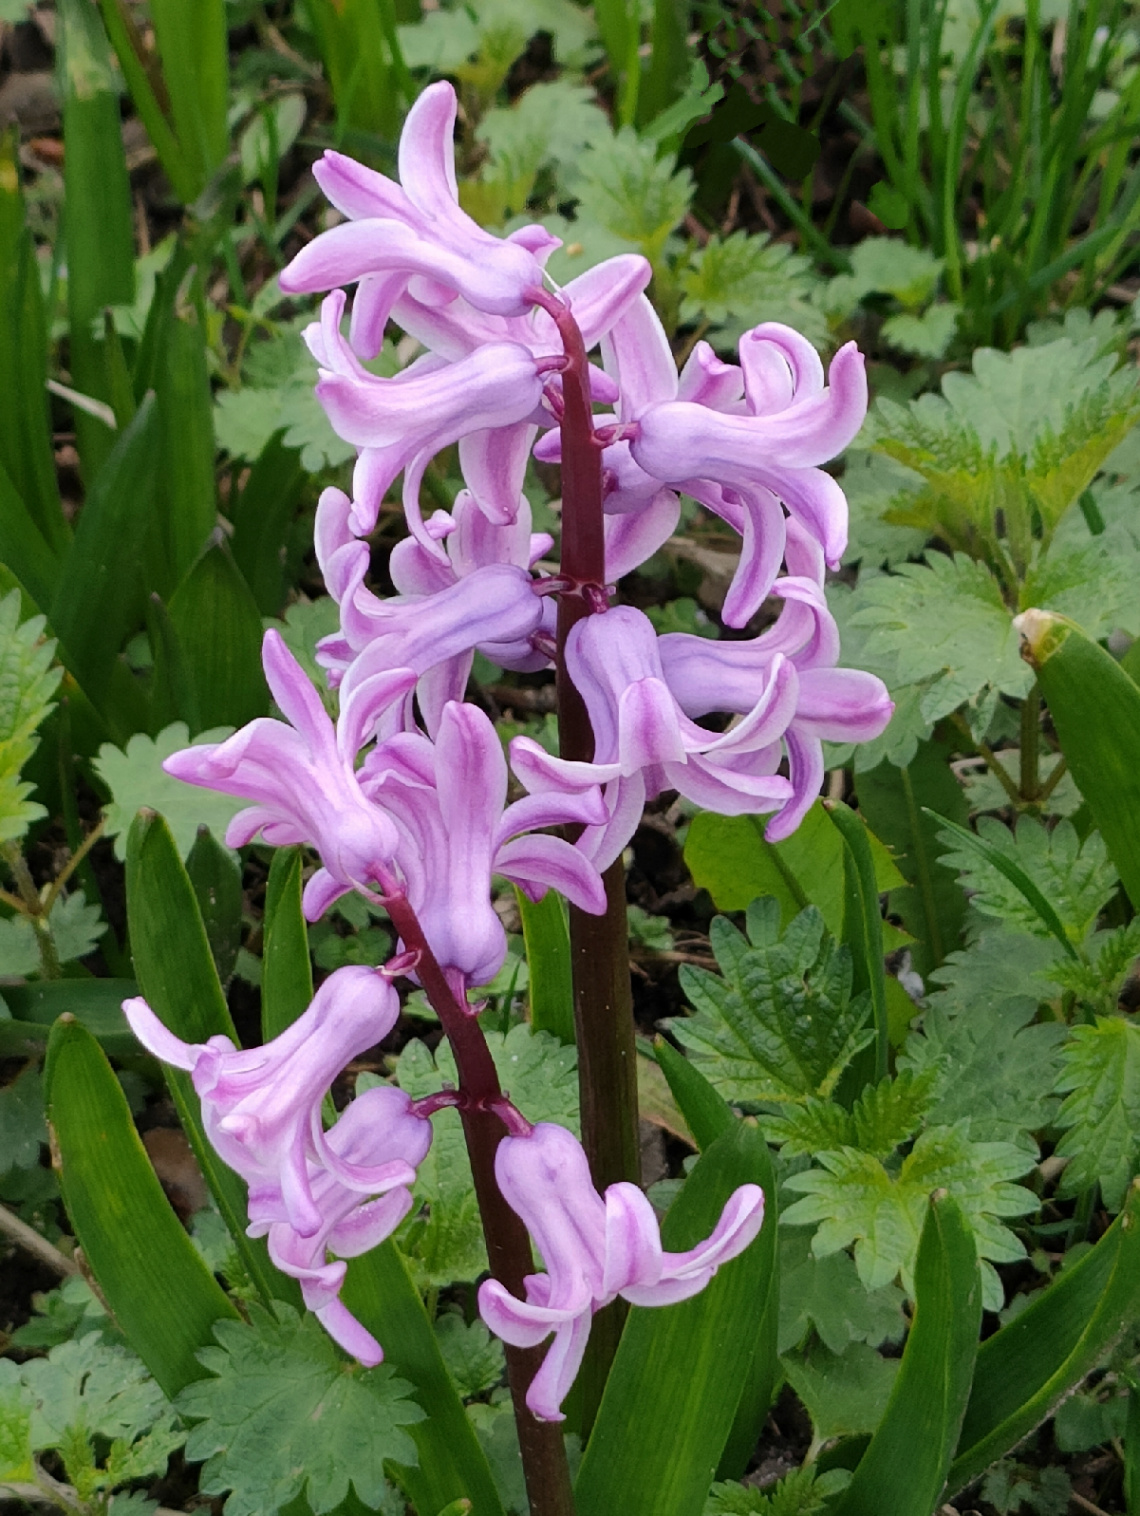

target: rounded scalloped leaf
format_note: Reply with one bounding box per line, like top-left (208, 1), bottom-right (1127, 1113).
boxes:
top-left (93, 722), bottom-right (244, 861)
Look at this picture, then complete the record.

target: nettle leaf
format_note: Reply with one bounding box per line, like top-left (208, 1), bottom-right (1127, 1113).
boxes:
top-left (1054, 1015), bottom-right (1140, 1211)
top-left (680, 232), bottom-right (827, 348)
top-left (900, 930), bottom-right (1066, 1142)
top-left (19, 1333), bottom-right (175, 1453)
top-left (395, 1024), bottom-right (579, 1286)
top-left (673, 902), bottom-right (873, 1107)
top-left (0, 1361), bottom-right (34, 1483)
top-left (433, 1312), bottom-right (505, 1400)
top-left (937, 817), bottom-right (1118, 945)
top-left (705, 1465), bottom-right (851, 1515)
top-left (781, 1121), bottom-right (1037, 1309)
top-left (175, 1304), bottom-right (423, 1516)
top-left (823, 238), bottom-right (944, 314)
top-left (765, 1071), bottom-right (936, 1161)
top-left (777, 1231), bottom-right (905, 1356)
top-left (474, 80), bottom-right (610, 216)
top-left (881, 303), bottom-right (960, 359)
top-left (1021, 533), bottom-right (1140, 640)
top-left (0, 589), bottom-right (62, 843)
top-left (780, 1340), bottom-right (899, 1444)
top-left (569, 131), bottom-right (693, 266)
top-left (1051, 920), bottom-right (1140, 1018)
top-left (94, 722), bottom-right (243, 862)
top-left (848, 553), bottom-right (1031, 727)
top-left (839, 450), bottom-right (929, 571)
top-left (981, 1460), bottom-right (1071, 1516)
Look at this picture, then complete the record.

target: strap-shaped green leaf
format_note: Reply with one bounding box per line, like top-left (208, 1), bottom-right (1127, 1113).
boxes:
top-left (44, 1015), bottom-right (238, 1397)
top-left (655, 1034), bottom-right (734, 1148)
top-left (168, 544), bottom-right (268, 731)
top-left (185, 825), bottom-right (243, 984)
top-left (832, 1191), bottom-right (981, 1516)
top-left (149, 0), bottom-right (228, 196)
top-left (126, 808), bottom-right (299, 1308)
top-left (262, 844), bottom-right (314, 1040)
top-left (574, 1120), bottom-right (777, 1516)
top-left (228, 434), bottom-right (306, 617)
top-left (948, 1178), bottom-right (1140, 1493)
top-left (1018, 608), bottom-right (1140, 910)
top-left (340, 1242), bottom-right (506, 1516)
top-left (828, 801), bottom-right (889, 1083)
top-left (515, 887), bottom-right (575, 1044)
top-left (96, 0), bottom-right (197, 203)
top-left (155, 302), bottom-right (219, 598)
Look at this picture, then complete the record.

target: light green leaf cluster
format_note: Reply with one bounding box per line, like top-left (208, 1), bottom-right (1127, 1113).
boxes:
top-left (175, 1305), bottom-right (422, 1516)
top-left (0, 888), bottom-right (106, 976)
top-left (777, 1232), bottom-right (905, 1356)
top-left (395, 1024), bottom-right (579, 1285)
top-left (474, 80), bottom-right (610, 221)
top-left (764, 1070), bottom-right (937, 1160)
top-left (398, 0), bottom-right (596, 72)
top-left (1050, 920), bottom-right (1140, 1018)
top-left (0, 590), bottom-right (62, 845)
top-left (433, 1311), bottom-right (505, 1400)
top-left (1054, 1014), bottom-right (1140, 1211)
top-left (569, 130), bottom-right (694, 269)
top-left (705, 1465), bottom-right (851, 1515)
top-left (672, 902), bottom-right (873, 1107)
top-left (880, 303), bottom-right (961, 359)
top-left (0, 1333), bottom-right (184, 1499)
top-left (981, 1459), bottom-right (1071, 1516)
top-left (94, 722), bottom-right (243, 862)
top-left (782, 1120), bottom-right (1038, 1309)
top-left (680, 232), bottom-right (828, 348)
top-left (937, 816), bottom-right (1118, 944)
top-left (780, 1340), bottom-right (900, 1443)
top-left (824, 238), bottom-right (945, 314)
top-left (839, 451), bottom-right (929, 570)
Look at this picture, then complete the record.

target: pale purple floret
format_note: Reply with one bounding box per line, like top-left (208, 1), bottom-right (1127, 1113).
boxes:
top-left (250, 1085), bottom-right (432, 1366)
top-left (508, 605), bottom-right (796, 870)
top-left (279, 81), bottom-right (555, 319)
top-left (303, 289), bottom-right (546, 546)
top-left (477, 1123), bottom-right (764, 1421)
top-left (360, 701), bottom-right (608, 987)
top-left (163, 629), bottom-right (410, 919)
top-left (122, 967), bottom-right (410, 1240)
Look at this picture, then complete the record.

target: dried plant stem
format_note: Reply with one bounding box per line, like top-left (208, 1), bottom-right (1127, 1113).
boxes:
top-left (0, 1200), bottom-right (79, 1278)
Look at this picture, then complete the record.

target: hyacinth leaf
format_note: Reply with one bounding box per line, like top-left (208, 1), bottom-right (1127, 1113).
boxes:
top-left (515, 886), bottom-right (575, 1045)
top-left (827, 801), bottom-right (889, 1085)
top-left (928, 812), bottom-right (1079, 960)
top-left (154, 302), bottom-right (218, 598)
top-left (43, 1016), bottom-right (238, 1397)
top-left (227, 433), bottom-right (306, 618)
top-left (148, 0), bottom-right (229, 200)
top-left (96, 0), bottom-right (195, 202)
top-left (830, 1193), bottom-right (981, 1516)
top-left (57, 0), bottom-right (134, 485)
top-left (947, 1179), bottom-right (1140, 1494)
top-left (0, 461), bottom-right (60, 617)
top-left (261, 845), bottom-right (313, 1040)
top-left (0, 130), bottom-right (66, 552)
top-left (574, 1120), bottom-right (777, 1516)
top-left (167, 545), bottom-right (269, 732)
top-left (125, 809), bottom-right (300, 1309)
top-left (185, 825), bottom-right (243, 985)
top-left (654, 1034), bottom-right (735, 1150)
top-left (1017, 609), bottom-right (1140, 910)
top-left (48, 398), bottom-right (157, 738)
top-left (340, 1242), bottom-right (506, 1516)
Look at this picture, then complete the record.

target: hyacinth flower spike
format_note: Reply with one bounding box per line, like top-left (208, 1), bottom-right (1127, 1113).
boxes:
top-left (478, 1123), bottom-right (764, 1421)
top-left (279, 81), bottom-right (556, 320)
top-left (122, 967), bottom-right (408, 1239)
top-left (251, 1085), bottom-right (433, 1365)
top-left (164, 629), bottom-right (411, 920)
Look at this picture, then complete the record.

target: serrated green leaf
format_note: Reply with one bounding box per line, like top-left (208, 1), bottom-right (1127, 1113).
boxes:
top-left (0, 587), bottom-right (61, 841)
top-left (0, 1361), bottom-right (34, 1483)
top-left (880, 304), bottom-right (959, 359)
top-left (433, 1312), bottom-right (505, 1400)
top-left (94, 722), bottom-right (243, 861)
top-left (823, 238), bottom-right (943, 313)
top-left (777, 1232), bottom-right (905, 1356)
top-left (275, 598), bottom-right (341, 716)
top-left (1021, 533), bottom-right (1140, 640)
top-left (395, 1025), bottom-right (578, 1285)
top-left (781, 1340), bottom-right (899, 1444)
top-left (839, 451), bottom-right (929, 572)
top-left (1053, 1015), bottom-right (1140, 1211)
top-left (18, 1333), bottom-right (175, 1453)
top-left (672, 903), bottom-right (873, 1107)
top-left (214, 343), bottom-right (355, 473)
top-left (1051, 920), bottom-right (1140, 1018)
top-left (176, 1304), bottom-right (424, 1516)
top-left (474, 80), bottom-right (610, 218)
top-left (781, 1121), bottom-right (1037, 1308)
top-left (570, 130), bottom-right (692, 268)
top-left (680, 232), bottom-right (827, 346)
top-left (937, 815), bottom-right (1117, 945)
top-left (706, 1466), bottom-right (850, 1515)
top-left (0, 889), bottom-right (106, 976)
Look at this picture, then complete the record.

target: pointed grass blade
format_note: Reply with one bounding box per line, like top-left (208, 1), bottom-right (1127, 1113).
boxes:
top-left (227, 433), bottom-right (305, 617)
top-left (44, 1015), bottom-right (238, 1396)
top-left (516, 887), bottom-right (574, 1045)
top-left (827, 800), bottom-right (889, 1083)
top-left (185, 825), bottom-right (243, 984)
top-left (1017, 609), bottom-right (1140, 910)
top-left (340, 1242), bottom-right (506, 1516)
top-left (149, 0), bottom-right (229, 196)
top-left (126, 809), bottom-right (300, 1309)
top-left (948, 1179), bottom-right (1140, 1494)
top-left (832, 1192), bottom-right (981, 1516)
top-left (97, 0), bottom-right (197, 204)
top-left (261, 844), bottom-right (314, 1040)
top-left (167, 544), bottom-right (268, 730)
top-left (573, 1120), bottom-right (777, 1516)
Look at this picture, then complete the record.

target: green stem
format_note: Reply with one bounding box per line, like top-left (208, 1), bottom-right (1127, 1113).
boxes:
top-left (1020, 685), bottom-right (1041, 803)
top-left (1, 841), bottom-right (61, 979)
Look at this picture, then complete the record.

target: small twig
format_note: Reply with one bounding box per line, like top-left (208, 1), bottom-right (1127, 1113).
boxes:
top-left (0, 1200), bottom-right (79, 1277)
top-left (1, 1473), bottom-right (186, 1516)
top-left (41, 818), bottom-right (106, 917)
top-left (1070, 1492), bottom-right (1113, 1516)
top-left (0, 885), bottom-right (27, 914)
top-left (1038, 753), bottom-right (1069, 803)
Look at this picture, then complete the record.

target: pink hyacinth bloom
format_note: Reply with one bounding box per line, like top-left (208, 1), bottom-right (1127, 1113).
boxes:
top-left (303, 290), bottom-right (546, 547)
top-left (509, 605), bottom-right (795, 870)
top-left (249, 1085), bottom-right (432, 1365)
top-left (163, 629), bottom-right (411, 920)
top-left (360, 701), bottom-right (607, 987)
top-left (478, 1123), bottom-right (764, 1421)
top-left (279, 82), bottom-right (555, 318)
top-left (122, 968), bottom-right (411, 1240)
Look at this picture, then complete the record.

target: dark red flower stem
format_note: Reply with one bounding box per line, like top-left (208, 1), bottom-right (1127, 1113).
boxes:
top-left (533, 289), bottom-right (641, 1429)
top-left (381, 890), bottom-right (576, 1516)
